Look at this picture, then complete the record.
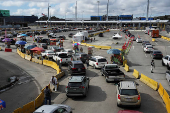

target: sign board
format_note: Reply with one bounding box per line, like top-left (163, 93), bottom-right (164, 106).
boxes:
top-left (0, 10), bottom-right (10, 17)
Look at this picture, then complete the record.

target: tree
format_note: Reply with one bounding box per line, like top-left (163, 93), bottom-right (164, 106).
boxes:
top-left (39, 16), bottom-right (48, 21)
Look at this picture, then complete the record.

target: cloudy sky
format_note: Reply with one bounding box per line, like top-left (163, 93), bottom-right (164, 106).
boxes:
top-left (0, 0), bottom-right (169, 19)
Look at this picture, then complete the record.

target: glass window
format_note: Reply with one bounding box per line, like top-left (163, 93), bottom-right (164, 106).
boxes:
top-left (98, 59), bottom-right (107, 62)
top-left (165, 56), bottom-right (168, 59)
top-left (120, 89), bottom-right (138, 95)
top-left (68, 82), bottom-right (82, 87)
top-left (74, 64), bottom-right (84, 68)
top-left (105, 65), bottom-right (118, 69)
top-left (58, 54), bottom-right (68, 58)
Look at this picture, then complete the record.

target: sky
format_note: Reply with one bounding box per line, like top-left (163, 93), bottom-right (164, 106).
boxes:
top-left (0, 0), bottom-right (169, 19)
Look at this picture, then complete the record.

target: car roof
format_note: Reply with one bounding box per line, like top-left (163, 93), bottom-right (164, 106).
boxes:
top-left (69, 76), bottom-right (85, 82)
top-left (153, 50), bottom-right (161, 52)
top-left (72, 60), bottom-right (83, 64)
top-left (146, 45), bottom-right (152, 47)
top-left (33, 104), bottom-right (69, 113)
top-left (92, 56), bottom-right (105, 59)
top-left (45, 50), bottom-right (54, 52)
top-left (119, 81), bottom-right (137, 89)
top-left (105, 64), bottom-right (118, 66)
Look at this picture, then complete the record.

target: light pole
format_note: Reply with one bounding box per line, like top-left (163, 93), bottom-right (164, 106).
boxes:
top-left (97, 1), bottom-right (100, 28)
top-left (82, 11), bottom-right (84, 29)
top-left (48, 3), bottom-right (51, 26)
top-left (65, 12), bottom-right (68, 27)
top-left (121, 9), bottom-right (125, 28)
top-left (150, 7), bottom-right (154, 28)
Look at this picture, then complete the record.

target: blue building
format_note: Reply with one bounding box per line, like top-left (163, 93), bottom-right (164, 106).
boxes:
top-left (91, 16), bottom-right (103, 21)
top-left (119, 15), bottom-right (133, 21)
top-left (139, 17), bottom-right (154, 20)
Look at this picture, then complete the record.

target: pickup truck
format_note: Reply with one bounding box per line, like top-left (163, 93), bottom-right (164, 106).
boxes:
top-left (53, 52), bottom-right (72, 64)
top-left (101, 64), bottom-right (125, 82)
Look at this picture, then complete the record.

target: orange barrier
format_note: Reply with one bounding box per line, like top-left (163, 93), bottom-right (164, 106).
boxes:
top-left (13, 107), bottom-right (23, 113)
top-left (132, 69), bottom-right (139, 79)
top-left (20, 52), bottom-right (25, 59)
top-left (22, 101), bottom-right (35, 113)
top-left (25, 55), bottom-right (32, 61)
top-left (158, 83), bottom-right (164, 97)
top-left (35, 92), bottom-right (44, 109)
top-left (163, 89), bottom-right (170, 105)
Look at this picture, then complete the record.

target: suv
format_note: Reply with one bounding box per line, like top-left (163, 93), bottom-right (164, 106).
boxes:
top-left (65, 76), bottom-right (90, 97)
top-left (89, 56), bottom-right (108, 69)
top-left (68, 61), bottom-right (86, 75)
top-left (73, 53), bottom-right (89, 63)
top-left (162, 55), bottom-right (170, 69)
top-left (143, 45), bottom-right (153, 53)
top-left (116, 81), bottom-right (141, 107)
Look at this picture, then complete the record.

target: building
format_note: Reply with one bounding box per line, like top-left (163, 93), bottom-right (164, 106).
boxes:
top-left (139, 17), bottom-right (154, 20)
top-left (90, 16), bottom-right (103, 21)
top-left (119, 15), bottom-right (133, 20)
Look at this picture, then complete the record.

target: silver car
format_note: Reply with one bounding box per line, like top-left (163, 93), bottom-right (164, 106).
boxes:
top-left (116, 81), bottom-right (141, 107)
top-left (33, 104), bottom-right (72, 113)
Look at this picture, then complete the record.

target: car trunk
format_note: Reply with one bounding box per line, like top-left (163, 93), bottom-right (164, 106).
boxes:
top-left (72, 64), bottom-right (86, 73)
top-left (97, 59), bottom-right (107, 67)
top-left (67, 82), bottom-right (84, 93)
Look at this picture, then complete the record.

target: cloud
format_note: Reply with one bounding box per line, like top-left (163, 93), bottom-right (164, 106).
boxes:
top-left (0, 1), bottom-right (25, 7)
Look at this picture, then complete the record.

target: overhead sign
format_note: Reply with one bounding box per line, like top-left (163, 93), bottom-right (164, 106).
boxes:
top-left (0, 10), bottom-right (10, 17)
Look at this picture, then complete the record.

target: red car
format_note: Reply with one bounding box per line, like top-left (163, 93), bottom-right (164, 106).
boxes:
top-left (118, 110), bottom-right (143, 113)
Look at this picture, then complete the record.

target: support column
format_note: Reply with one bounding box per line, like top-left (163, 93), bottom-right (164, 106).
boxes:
top-left (133, 23), bottom-right (135, 27)
top-left (139, 23), bottom-right (141, 28)
top-left (3, 18), bottom-right (5, 25)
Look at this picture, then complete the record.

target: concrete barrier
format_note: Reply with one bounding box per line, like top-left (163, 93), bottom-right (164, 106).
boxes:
top-left (81, 43), bottom-right (87, 46)
top-left (20, 52), bottom-right (25, 59)
top-left (25, 55), bottom-right (32, 61)
top-left (123, 59), bottom-right (127, 67)
top-left (166, 100), bottom-right (170, 113)
top-left (162, 88), bottom-right (170, 105)
top-left (158, 83), bottom-right (164, 97)
top-left (35, 92), bottom-right (44, 109)
top-left (13, 107), bottom-right (23, 113)
top-left (132, 69), bottom-right (139, 79)
top-left (152, 38), bottom-right (155, 42)
top-left (94, 45), bottom-right (101, 49)
top-left (100, 46), bottom-right (111, 50)
top-left (22, 101), bottom-right (35, 113)
top-left (140, 73), bottom-right (149, 85)
top-left (124, 64), bottom-right (129, 72)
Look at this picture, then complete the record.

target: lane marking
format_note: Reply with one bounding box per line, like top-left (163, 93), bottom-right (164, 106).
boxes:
top-left (133, 46), bottom-right (134, 49)
top-left (155, 42), bottom-right (158, 45)
top-left (145, 54), bottom-right (147, 57)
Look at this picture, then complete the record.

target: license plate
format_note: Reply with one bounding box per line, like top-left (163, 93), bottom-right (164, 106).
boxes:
top-left (126, 99), bottom-right (132, 101)
top-left (78, 68), bottom-right (81, 71)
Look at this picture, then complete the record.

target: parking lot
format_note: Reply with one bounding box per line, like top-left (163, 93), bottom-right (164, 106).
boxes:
top-left (0, 28), bottom-right (169, 113)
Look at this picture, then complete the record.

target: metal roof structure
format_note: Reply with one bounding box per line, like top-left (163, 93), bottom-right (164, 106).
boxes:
top-left (36, 20), bottom-right (169, 24)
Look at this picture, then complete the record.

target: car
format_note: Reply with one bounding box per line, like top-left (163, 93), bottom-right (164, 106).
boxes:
top-left (40, 30), bottom-right (47, 34)
top-left (73, 53), bottom-right (89, 63)
top-left (64, 49), bottom-right (75, 57)
top-left (116, 81), bottom-right (141, 107)
top-left (57, 35), bottom-right (66, 40)
top-left (33, 104), bottom-right (72, 113)
top-left (130, 35), bottom-right (136, 41)
top-left (43, 25), bottom-right (48, 28)
top-left (136, 38), bottom-right (142, 43)
top-left (41, 50), bottom-right (55, 58)
top-left (142, 41), bottom-right (150, 46)
top-left (39, 43), bottom-right (48, 49)
top-left (48, 46), bottom-right (64, 52)
top-left (150, 50), bottom-right (163, 59)
top-left (99, 33), bottom-right (104, 37)
top-left (34, 31), bottom-right (40, 35)
top-left (118, 110), bottom-right (143, 113)
top-left (165, 71), bottom-right (170, 85)
top-left (143, 45), bottom-right (153, 53)
top-left (41, 39), bottom-right (50, 45)
top-left (101, 64), bottom-right (125, 82)
top-left (142, 42), bottom-right (152, 48)
top-left (68, 61), bottom-right (86, 75)
top-left (65, 76), bottom-right (90, 97)
top-left (68, 33), bottom-right (75, 38)
top-left (89, 56), bottom-right (108, 69)
top-left (162, 55), bottom-right (170, 69)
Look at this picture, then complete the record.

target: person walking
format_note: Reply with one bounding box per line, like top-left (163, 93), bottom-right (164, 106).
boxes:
top-left (151, 60), bottom-right (155, 73)
top-left (80, 47), bottom-right (83, 52)
top-left (94, 37), bottom-right (95, 42)
top-left (50, 76), bottom-right (58, 91)
top-left (85, 59), bottom-right (89, 69)
top-left (44, 86), bottom-right (51, 105)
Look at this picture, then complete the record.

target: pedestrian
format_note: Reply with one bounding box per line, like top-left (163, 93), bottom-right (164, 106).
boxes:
top-left (85, 59), bottom-right (89, 69)
top-left (44, 86), bottom-right (51, 105)
top-left (151, 60), bottom-right (155, 73)
top-left (94, 37), bottom-right (95, 42)
top-left (50, 76), bottom-right (58, 91)
top-left (80, 47), bottom-right (83, 52)
top-left (91, 38), bottom-right (92, 42)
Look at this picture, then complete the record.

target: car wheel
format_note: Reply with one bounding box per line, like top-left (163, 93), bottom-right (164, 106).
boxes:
top-left (66, 94), bottom-right (70, 98)
top-left (117, 103), bottom-right (120, 107)
top-left (83, 90), bottom-right (87, 97)
top-left (93, 65), bottom-right (96, 69)
top-left (167, 65), bottom-right (170, 70)
top-left (162, 61), bottom-right (165, 66)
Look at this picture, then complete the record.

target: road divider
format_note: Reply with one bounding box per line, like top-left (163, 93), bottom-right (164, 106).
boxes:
top-left (25, 54), bottom-right (32, 61)
top-left (132, 69), bottom-right (139, 79)
top-left (124, 64), bottom-right (129, 72)
top-left (100, 46), bottom-right (111, 50)
top-left (140, 73), bottom-right (158, 90)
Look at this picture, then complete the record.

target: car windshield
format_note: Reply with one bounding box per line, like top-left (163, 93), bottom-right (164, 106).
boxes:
top-left (105, 65), bottom-right (118, 69)
top-left (81, 54), bottom-right (88, 57)
top-left (48, 51), bottom-right (54, 53)
top-left (68, 82), bottom-right (82, 87)
top-left (154, 51), bottom-right (161, 54)
top-left (120, 89), bottom-right (138, 95)
top-left (147, 46), bottom-right (153, 48)
top-left (74, 64), bottom-right (84, 68)
top-left (58, 54), bottom-right (68, 58)
top-left (98, 59), bottom-right (107, 62)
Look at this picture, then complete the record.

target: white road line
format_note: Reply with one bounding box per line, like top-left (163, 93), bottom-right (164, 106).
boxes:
top-left (155, 42), bottom-right (158, 45)
top-left (133, 46), bottom-right (134, 49)
top-left (145, 54), bottom-right (147, 57)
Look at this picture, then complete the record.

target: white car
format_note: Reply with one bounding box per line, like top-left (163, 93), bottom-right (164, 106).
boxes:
top-left (33, 104), bottom-right (72, 113)
top-left (136, 38), bottom-right (142, 43)
top-left (143, 45), bottom-right (153, 53)
top-left (162, 55), bottom-right (170, 69)
top-left (165, 71), bottom-right (170, 85)
top-left (41, 50), bottom-right (55, 58)
top-left (89, 56), bottom-right (108, 69)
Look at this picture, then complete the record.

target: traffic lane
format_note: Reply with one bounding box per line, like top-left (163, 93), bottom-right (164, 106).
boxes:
top-left (126, 34), bottom-right (170, 92)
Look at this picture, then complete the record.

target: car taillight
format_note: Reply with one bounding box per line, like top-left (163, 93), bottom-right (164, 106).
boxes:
top-left (154, 54), bottom-right (156, 55)
top-left (71, 58), bottom-right (72, 61)
top-left (79, 86), bottom-right (85, 88)
top-left (82, 67), bottom-right (85, 70)
top-left (107, 62), bottom-right (108, 64)
top-left (60, 59), bottom-right (62, 62)
top-left (124, 75), bottom-right (125, 77)
top-left (47, 54), bottom-right (49, 55)
top-left (146, 48), bottom-right (148, 49)
top-left (138, 95), bottom-right (140, 100)
top-left (72, 68), bottom-right (76, 70)
top-left (80, 57), bottom-right (81, 59)
top-left (162, 54), bottom-right (163, 56)
top-left (118, 94), bottom-right (121, 99)
top-left (96, 63), bottom-right (98, 65)
top-left (66, 86), bottom-right (70, 88)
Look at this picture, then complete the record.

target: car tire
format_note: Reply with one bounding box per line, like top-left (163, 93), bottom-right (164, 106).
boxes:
top-left (162, 61), bottom-right (165, 66)
top-left (66, 94), bottom-right (70, 98)
top-left (117, 103), bottom-right (120, 107)
top-left (83, 90), bottom-right (87, 97)
top-left (167, 65), bottom-right (170, 70)
top-left (106, 77), bottom-right (109, 83)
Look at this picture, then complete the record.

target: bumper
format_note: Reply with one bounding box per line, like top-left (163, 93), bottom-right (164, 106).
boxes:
top-left (66, 92), bottom-right (84, 96)
top-left (117, 100), bottom-right (141, 106)
top-left (72, 72), bottom-right (86, 75)
top-left (106, 77), bottom-right (125, 82)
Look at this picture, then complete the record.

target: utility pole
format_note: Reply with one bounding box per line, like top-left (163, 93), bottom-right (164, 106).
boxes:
top-left (75, 1), bottom-right (77, 21)
top-left (48, 3), bottom-right (51, 26)
top-left (106, 0), bottom-right (109, 21)
top-left (146, 0), bottom-right (149, 21)
top-left (97, 1), bottom-right (100, 28)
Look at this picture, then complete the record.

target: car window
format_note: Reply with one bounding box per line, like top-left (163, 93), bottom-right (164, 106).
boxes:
top-left (58, 54), bottom-right (68, 58)
top-left (48, 51), bottom-right (55, 53)
top-left (74, 64), bottom-right (84, 68)
top-left (54, 108), bottom-right (66, 113)
top-left (154, 51), bottom-right (161, 54)
top-left (165, 56), bottom-right (168, 60)
top-left (68, 82), bottom-right (82, 87)
top-left (98, 59), bottom-right (107, 62)
top-left (120, 89), bottom-right (138, 95)
top-left (81, 54), bottom-right (88, 57)
top-left (147, 46), bottom-right (153, 48)
top-left (105, 65), bottom-right (118, 69)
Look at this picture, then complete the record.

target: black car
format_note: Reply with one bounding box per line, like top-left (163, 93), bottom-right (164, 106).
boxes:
top-left (68, 61), bottom-right (86, 76)
top-left (68, 33), bottom-right (75, 38)
top-left (150, 50), bottom-right (163, 59)
top-left (34, 31), bottom-right (40, 35)
top-left (40, 31), bottom-right (47, 34)
top-left (41, 39), bottom-right (50, 45)
top-left (73, 53), bottom-right (89, 63)
top-left (99, 33), bottom-right (103, 37)
top-left (57, 35), bottom-right (66, 40)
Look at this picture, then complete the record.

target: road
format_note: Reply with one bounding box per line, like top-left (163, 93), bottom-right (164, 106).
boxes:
top-left (0, 28), bottom-right (168, 113)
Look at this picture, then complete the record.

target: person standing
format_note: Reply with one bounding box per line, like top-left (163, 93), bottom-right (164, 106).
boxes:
top-left (44, 86), bottom-right (51, 105)
top-left (50, 76), bottom-right (58, 91)
top-left (151, 60), bottom-right (155, 73)
top-left (80, 47), bottom-right (83, 52)
top-left (85, 59), bottom-right (89, 69)
top-left (94, 37), bottom-right (95, 42)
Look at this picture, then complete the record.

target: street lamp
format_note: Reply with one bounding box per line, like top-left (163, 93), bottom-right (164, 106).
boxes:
top-left (120, 9), bottom-right (125, 28)
top-left (97, 1), bottom-right (100, 28)
top-left (65, 12), bottom-right (68, 27)
top-left (48, 3), bottom-right (51, 26)
top-left (150, 7), bottom-right (154, 28)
